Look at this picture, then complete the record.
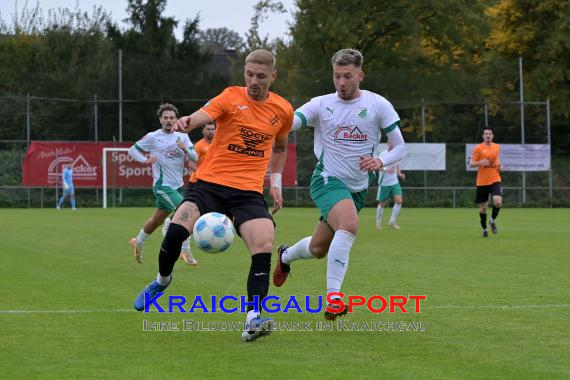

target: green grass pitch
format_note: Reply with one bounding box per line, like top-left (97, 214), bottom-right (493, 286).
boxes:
top-left (1, 207), bottom-right (569, 379)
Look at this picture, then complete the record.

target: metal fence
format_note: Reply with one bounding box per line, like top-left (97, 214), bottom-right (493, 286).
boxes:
top-left (1, 95), bottom-right (567, 208)
top-left (2, 185), bottom-right (569, 209)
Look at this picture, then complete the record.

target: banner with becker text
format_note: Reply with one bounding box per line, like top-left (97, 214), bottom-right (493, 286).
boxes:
top-left (22, 141), bottom-right (297, 187)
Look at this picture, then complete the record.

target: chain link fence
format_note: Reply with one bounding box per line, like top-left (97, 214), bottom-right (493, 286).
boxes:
top-left (1, 95), bottom-right (568, 208)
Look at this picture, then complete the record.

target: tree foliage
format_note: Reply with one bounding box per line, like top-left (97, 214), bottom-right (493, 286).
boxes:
top-left (199, 27), bottom-right (244, 53)
top-left (484, 1), bottom-right (570, 115)
top-left (0, 0), bottom-right (568, 152)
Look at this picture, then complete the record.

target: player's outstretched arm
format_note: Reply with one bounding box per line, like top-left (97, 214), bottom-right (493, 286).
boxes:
top-left (175, 110), bottom-right (213, 133)
top-left (268, 136), bottom-right (288, 215)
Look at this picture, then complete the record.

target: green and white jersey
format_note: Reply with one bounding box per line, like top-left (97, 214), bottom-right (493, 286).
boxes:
top-left (295, 90), bottom-right (400, 192)
top-left (377, 150), bottom-right (399, 186)
top-left (132, 130), bottom-right (192, 188)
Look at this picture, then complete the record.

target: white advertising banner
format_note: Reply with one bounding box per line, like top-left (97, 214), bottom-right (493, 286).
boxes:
top-left (466, 144), bottom-right (551, 171)
top-left (377, 143), bottom-right (446, 170)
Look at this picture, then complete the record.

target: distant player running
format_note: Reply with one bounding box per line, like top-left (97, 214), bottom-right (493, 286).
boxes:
top-left (376, 142), bottom-right (405, 230)
top-left (57, 165), bottom-right (77, 210)
top-left (469, 127), bottom-right (502, 237)
top-left (128, 103), bottom-right (198, 265)
top-left (272, 49), bottom-right (405, 320)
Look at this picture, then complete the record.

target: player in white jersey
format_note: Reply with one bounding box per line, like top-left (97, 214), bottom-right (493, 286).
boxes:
top-left (128, 103), bottom-right (199, 266)
top-left (272, 48), bottom-right (406, 320)
top-left (376, 142), bottom-right (405, 230)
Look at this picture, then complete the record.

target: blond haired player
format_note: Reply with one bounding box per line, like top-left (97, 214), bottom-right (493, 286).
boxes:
top-left (272, 49), bottom-right (406, 321)
top-left (133, 50), bottom-right (294, 343)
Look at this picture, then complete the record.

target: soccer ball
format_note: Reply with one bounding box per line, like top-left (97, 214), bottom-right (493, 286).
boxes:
top-left (193, 212), bottom-right (235, 253)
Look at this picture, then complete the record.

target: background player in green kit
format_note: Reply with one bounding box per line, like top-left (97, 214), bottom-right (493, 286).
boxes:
top-left (376, 142), bottom-right (405, 230)
top-left (128, 103), bottom-right (198, 265)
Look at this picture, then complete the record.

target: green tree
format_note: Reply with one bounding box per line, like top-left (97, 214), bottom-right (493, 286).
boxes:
top-left (199, 27), bottom-right (244, 53)
top-left (483, 0), bottom-right (570, 123)
top-left (0, 4), bottom-right (115, 140)
top-left (482, 0), bottom-right (570, 187)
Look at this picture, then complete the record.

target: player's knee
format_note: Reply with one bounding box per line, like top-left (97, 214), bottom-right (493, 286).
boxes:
top-left (494, 200), bottom-right (502, 208)
top-left (165, 222), bottom-right (190, 243)
top-left (308, 243), bottom-right (328, 259)
top-left (338, 220), bottom-right (359, 235)
top-left (257, 240), bottom-right (273, 254)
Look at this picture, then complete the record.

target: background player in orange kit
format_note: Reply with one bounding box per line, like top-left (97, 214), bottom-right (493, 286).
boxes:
top-left (470, 127), bottom-right (503, 237)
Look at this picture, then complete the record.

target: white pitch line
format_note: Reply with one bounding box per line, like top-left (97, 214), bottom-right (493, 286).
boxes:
top-left (0, 304), bottom-right (569, 314)
top-left (0, 309), bottom-right (132, 314)
top-left (425, 304), bottom-right (570, 310)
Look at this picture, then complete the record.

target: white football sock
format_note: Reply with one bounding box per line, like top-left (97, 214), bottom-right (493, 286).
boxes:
top-left (281, 237), bottom-right (314, 265)
top-left (156, 273), bottom-right (171, 286)
top-left (376, 205), bottom-right (384, 226)
top-left (389, 203), bottom-right (402, 223)
top-left (136, 229), bottom-right (150, 246)
top-left (181, 237), bottom-right (191, 254)
top-left (162, 217), bottom-right (171, 237)
top-left (326, 230), bottom-right (355, 296)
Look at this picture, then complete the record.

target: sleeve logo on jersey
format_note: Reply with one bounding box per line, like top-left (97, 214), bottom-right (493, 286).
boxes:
top-left (227, 127), bottom-right (272, 157)
top-left (334, 126), bottom-right (368, 144)
top-left (269, 115), bottom-right (280, 127)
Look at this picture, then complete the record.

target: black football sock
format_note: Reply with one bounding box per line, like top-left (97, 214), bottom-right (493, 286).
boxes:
top-left (246, 253), bottom-right (272, 314)
top-left (492, 207), bottom-right (501, 220)
top-left (158, 223), bottom-right (189, 277)
top-left (479, 212), bottom-right (487, 230)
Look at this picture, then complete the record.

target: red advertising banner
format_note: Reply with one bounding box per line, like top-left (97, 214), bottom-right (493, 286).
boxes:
top-left (22, 141), bottom-right (297, 188)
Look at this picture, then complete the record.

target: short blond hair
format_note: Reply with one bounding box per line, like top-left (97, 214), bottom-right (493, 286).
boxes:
top-left (331, 48), bottom-right (363, 68)
top-left (245, 49), bottom-right (276, 68)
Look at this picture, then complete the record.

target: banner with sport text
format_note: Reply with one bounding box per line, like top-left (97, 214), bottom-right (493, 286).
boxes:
top-left (22, 141), bottom-right (297, 187)
top-left (465, 144), bottom-right (551, 171)
top-left (376, 143), bottom-right (446, 170)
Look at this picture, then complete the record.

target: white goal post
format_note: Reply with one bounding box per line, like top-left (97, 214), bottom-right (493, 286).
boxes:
top-left (102, 147), bottom-right (130, 209)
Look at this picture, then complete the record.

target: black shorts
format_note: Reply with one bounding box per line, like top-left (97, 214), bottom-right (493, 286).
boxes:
top-left (183, 181), bottom-right (197, 198)
top-left (182, 180), bottom-right (274, 234)
top-left (475, 182), bottom-right (502, 204)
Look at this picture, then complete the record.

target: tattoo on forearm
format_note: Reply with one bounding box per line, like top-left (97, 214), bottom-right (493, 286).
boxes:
top-left (272, 145), bottom-right (286, 153)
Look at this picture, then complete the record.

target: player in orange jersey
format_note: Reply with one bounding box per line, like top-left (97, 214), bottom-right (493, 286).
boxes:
top-left (469, 127), bottom-right (503, 237)
top-left (133, 50), bottom-right (294, 343)
top-left (189, 123), bottom-right (215, 180)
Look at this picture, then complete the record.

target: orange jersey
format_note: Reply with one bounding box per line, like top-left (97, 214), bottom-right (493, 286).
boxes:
top-left (471, 143), bottom-right (501, 186)
top-left (189, 138), bottom-right (212, 183)
top-left (196, 86), bottom-right (294, 193)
